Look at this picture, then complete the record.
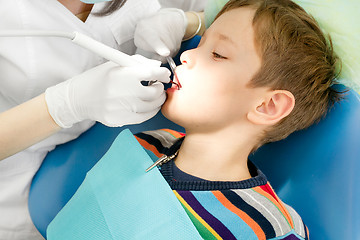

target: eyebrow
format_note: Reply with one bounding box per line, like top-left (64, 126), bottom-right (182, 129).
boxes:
top-left (201, 31), bottom-right (237, 49)
top-left (217, 33), bottom-right (236, 47)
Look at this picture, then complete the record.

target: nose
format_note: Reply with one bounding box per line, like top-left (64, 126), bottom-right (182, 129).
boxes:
top-left (180, 49), bottom-right (196, 67)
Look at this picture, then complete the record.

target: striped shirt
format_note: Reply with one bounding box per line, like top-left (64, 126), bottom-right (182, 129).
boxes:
top-left (135, 129), bottom-right (309, 240)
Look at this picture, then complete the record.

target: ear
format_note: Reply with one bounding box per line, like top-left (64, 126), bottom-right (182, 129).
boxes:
top-left (247, 90), bottom-right (295, 125)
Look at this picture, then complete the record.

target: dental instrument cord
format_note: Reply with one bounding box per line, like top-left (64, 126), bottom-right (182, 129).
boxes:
top-left (0, 30), bottom-right (75, 40)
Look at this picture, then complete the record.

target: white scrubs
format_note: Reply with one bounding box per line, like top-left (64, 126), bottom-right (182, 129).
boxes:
top-left (0, 0), bottom-right (160, 239)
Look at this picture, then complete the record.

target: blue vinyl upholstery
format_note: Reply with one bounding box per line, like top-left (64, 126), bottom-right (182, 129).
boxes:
top-left (249, 85), bottom-right (360, 239)
top-left (29, 36), bottom-right (360, 239)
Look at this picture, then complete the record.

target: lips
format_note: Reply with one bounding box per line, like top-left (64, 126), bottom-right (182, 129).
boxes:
top-left (167, 73), bottom-right (180, 93)
top-left (171, 69), bottom-right (182, 89)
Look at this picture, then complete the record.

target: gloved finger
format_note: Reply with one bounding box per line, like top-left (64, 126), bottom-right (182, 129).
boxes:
top-left (109, 65), bottom-right (170, 89)
top-left (100, 107), bottom-right (160, 127)
top-left (131, 54), bottom-right (162, 67)
top-left (135, 49), bottom-right (167, 64)
top-left (134, 29), bottom-right (171, 57)
top-left (124, 108), bottom-right (161, 125)
top-left (158, 33), bottom-right (178, 56)
top-left (153, 41), bottom-right (171, 57)
top-left (138, 82), bottom-right (165, 101)
top-left (94, 60), bottom-right (118, 71)
top-left (132, 92), bottom-right (166, 113)
top-left (139, 66), bottom-right (171, 84)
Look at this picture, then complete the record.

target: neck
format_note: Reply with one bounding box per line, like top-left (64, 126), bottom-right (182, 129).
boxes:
top-left (58, 0), bottom-right (93, 16)
top-left (175, 125), bottom-right (258, 182)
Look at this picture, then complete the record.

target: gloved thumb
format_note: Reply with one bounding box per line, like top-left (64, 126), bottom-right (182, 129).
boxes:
top-left (154, 44), bottom-right (171, 57)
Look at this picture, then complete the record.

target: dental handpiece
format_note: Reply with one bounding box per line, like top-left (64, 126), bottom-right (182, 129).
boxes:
top-left (72, 32), bottom-right (161, 86)
top-left (0, 30), bottom-right (141, 67)
top-left (74, 33), bottom-right (179, 88)
top-left (0, 30), bottom-right (185, 86)
top-left (71, 32), bottom-right (142, 67)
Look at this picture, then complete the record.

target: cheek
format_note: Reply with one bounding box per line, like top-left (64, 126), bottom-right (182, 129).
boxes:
top-left (161, 92), bottom-right (191, 127)
top-left (162, 83), bottom-right (236, 128)
top-left (179, 67), bottom-right (226, 96)
top-left (162, 65), bottom-right (243, 126)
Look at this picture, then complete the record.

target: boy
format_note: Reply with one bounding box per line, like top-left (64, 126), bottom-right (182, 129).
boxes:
top-left (135, 0), bottom-right (340, 239)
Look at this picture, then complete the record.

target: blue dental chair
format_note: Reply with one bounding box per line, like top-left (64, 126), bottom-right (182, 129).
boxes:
top-left (29, 36), bottom-right (360, 240)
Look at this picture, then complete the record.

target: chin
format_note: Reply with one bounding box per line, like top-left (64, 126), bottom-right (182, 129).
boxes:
top-left (161, 101), bottom-right (175, 121)
top-left (161, 101), bottom-right (186, 128)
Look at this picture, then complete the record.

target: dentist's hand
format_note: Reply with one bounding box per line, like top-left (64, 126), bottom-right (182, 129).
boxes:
top-left (45, 59), bottom-right (170, 128)
top-left (134, 8), bottom-right (187, 59)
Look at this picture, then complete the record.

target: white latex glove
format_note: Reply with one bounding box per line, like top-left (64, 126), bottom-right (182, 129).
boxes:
top-left (134, 8), bottom-right (188, 60)
top-left (45, 58), bottom-right (170, 128)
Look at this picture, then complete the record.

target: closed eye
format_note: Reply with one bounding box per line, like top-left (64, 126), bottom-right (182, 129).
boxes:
top-left (212, 52), bottom-right (227, 59)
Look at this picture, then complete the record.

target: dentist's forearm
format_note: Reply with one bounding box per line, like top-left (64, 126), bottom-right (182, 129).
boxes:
top-left (0, 94), bottom-right (61, 160)
top-left (184, 11), bottom-right (206, 40)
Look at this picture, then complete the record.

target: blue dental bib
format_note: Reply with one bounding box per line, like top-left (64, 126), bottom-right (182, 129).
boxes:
top-left (47, 129), bottom-right (201, 239)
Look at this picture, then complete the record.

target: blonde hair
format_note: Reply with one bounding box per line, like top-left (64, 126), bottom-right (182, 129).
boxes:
top-left (216, 0), bottom-right (342, 149)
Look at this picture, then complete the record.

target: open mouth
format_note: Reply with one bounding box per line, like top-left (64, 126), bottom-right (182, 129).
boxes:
top-left (171, 70), bottom-right (182, 90)
top-left (166, 56), bottom-right (182, 90)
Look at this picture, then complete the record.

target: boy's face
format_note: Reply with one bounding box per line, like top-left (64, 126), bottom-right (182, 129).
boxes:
top-left (162, 7), bottom-right (264, 131)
